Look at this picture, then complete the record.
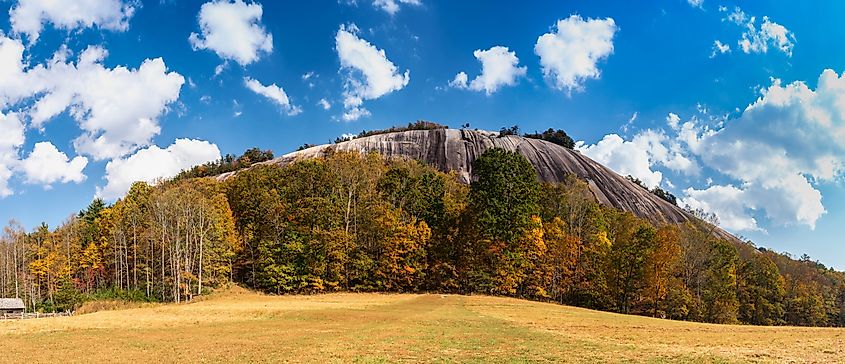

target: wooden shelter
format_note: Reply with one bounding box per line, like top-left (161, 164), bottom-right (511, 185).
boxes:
top-left (0, 298), bottom-right (25, 314)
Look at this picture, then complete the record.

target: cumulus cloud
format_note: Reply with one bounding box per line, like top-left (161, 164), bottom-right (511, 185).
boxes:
top-left (20, 142), bottom-right (88, 186)
top-left (535, 15), bottom-right (617, 92)
top-left (372, 0), bottom-right (421, 15)
top-left (189, 0), bottom-right (273, 66)
top-left (576, 129), bottom-right (698, 189)
top-left (98, 139), bottom-right (221, 200)
top-left (722, 6), bottom-right (795, 57)
top-left (448, 72), bottom-right (468, 88)
top-left (576, 104), bottom-right (833, 233)
top-left (577, 134), bottom-right (664, 188)
top-left (636, 130), bottom-right (698, 175)
top-left (0, 112), bottom-right (25, 197)
top-left (10, 0), bottom-right (135, 43)
top-left (681, 185), bottom-right (761, 232)
top-left (682, 70), bottom-right (845, 231)
top-left (450, 46), bottom-right (527, 95)
top-left (0, 37), bottom-right (185, 161)
top-left (244, 77), bottom-right (301, 115)
top-left (0, 36), bottom-right (40, 107)
top-left (0, 113), bottom-right (25, 152)
top-left (335, 24), bottom-right (409, 121)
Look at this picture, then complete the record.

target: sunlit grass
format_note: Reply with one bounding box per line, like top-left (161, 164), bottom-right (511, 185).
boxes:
top-left (0, 286), bottom-right (841, 363)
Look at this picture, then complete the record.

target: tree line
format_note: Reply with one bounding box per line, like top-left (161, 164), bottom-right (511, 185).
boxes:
top-left (0, 179), bottom-right (236, 311)
top-left (0, 148), bottom-right (843, 327)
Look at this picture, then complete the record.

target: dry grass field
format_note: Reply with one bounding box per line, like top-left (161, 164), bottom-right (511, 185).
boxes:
top-left (0, 286), bottom-right (842, 363)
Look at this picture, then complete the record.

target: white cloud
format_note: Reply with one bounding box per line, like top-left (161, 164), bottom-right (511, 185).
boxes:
top-left (318, 98), bottom-right (331, 110)
top-left (0, 113), bottom-right (25, 152)
top-left (666, 112), bottom-right (681, 130)
top-left (0, 36), bottom-right (39, 107)
top-left (739, 17), bottom-right (795, 56)
top-left (449, 72), bottom-right (468, 88)
top-left (578, 96), bottom-right (835, 233)
top-left (39, 47), bottom-right (183, 160)
top-left (98, 139), bottom-right (221, 200)
top-left (710, 40), bottom-right (731, 58)
top-left (684, 70), bottom-right (845, 231)
top-left (577, 129), bottom-right (698, 189)
top-left (635, 130), bottom-right (698, 175)
top-left (687, 0), bottom-right (704, 8)
top-left (335, 24), bottom-right (409, 121)
top-left (0, 37), bottom-right (185, 161)
top-left (577, 134), bottom-right (664, 188)
top-left (0, 112), bottom-right (25, 197)
top-left (724, 6), bottom-right (747, 24)
top-left (20, 142), bottom-right (87, 186)
top-left (681, 185), bottom-right (761, 232)
top-left (372, 0), bottom-right (420, 15)
top-left (341, 107), bottom-right (370, 121)
top-left (451, 46), bottom-right (527, 95)
top-left (189, 0), bottom-right (273, 66)
top-left (0, 112), bottom-right (88, 193)
top-left (244, 77), bottom-right (301, 115)
top-left (10, 0), bottom-right (135, 43)
top-left (535, 15), bottom-right (617, 92)
top-left (722, 7), bottom-right (795, 57)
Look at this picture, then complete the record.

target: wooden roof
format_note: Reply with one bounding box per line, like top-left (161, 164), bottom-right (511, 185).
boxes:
top-left (0, 298), bottom-right (24, 309)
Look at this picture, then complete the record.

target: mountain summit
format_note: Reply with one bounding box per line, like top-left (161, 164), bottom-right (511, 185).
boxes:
top-left (218, 128), bottom-right (730, 236)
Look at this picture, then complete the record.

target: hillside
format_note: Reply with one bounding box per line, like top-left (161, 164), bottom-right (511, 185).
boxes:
top-left (218, 128), bottom-right (736, 241)
top-left (0, 289), bottom-right (840, 363)
top-left (6, 126), bottom-right (843, 330)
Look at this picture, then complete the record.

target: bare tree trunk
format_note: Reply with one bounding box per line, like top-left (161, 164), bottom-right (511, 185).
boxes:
top-left (132, 221), bottom-right (138, 290)
top-left (198, 207), bottom-right (204, 296)
top-left (13, 243), bottom-right (19, 299)
top-left (160, 212), bottom-right (167, 302)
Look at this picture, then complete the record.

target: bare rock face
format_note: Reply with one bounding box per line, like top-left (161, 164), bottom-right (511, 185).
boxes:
top-left (217, 128), bottom-right (736, 241)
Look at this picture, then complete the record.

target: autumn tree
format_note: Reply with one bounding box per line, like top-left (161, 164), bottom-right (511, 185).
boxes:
top-left (604, 210), bottom-right (655, 314)
top-left (642, 226), bottom-right (684, 318)
top-left (737, 254), bottom-right (785, 325)
top-left (467, 148), bottom-right (541, 294)
top-left (702, 239), bottom-right (740, 324)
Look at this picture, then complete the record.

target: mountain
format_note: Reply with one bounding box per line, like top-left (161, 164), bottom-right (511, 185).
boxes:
top-left (217, 128), bottom-right (737, 241)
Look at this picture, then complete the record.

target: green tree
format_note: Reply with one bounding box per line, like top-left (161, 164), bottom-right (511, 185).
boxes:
top-left (737, 254), bottom-right (785, 325)
top-left (469, 148), bottom-right (540, 243)
top-left (703, 240), bottom-right (739, 324)
top-left (605, 210), bottom-right (655, 314)
top-left (467, 148), bottom-right (541, 295)
top-left (784, 282), bottom-right (828, 326)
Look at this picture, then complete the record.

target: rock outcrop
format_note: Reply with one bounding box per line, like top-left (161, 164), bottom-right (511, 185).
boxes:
top-left (217, 128), bottom-right (736, 240)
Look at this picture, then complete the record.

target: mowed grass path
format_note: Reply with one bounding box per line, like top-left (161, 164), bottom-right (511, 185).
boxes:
top-left (1, 287), bottom-right (842, 363)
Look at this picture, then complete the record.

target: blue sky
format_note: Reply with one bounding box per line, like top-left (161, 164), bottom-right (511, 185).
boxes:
top-left (1, 0), bottom-right (844, 269)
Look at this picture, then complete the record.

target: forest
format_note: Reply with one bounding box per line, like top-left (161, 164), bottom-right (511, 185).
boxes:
top-left (0, 148), bottom-right (843, 327)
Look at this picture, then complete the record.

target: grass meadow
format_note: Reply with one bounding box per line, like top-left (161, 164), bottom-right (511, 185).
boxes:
top-left (0, 286), bottom-right (841, 363)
